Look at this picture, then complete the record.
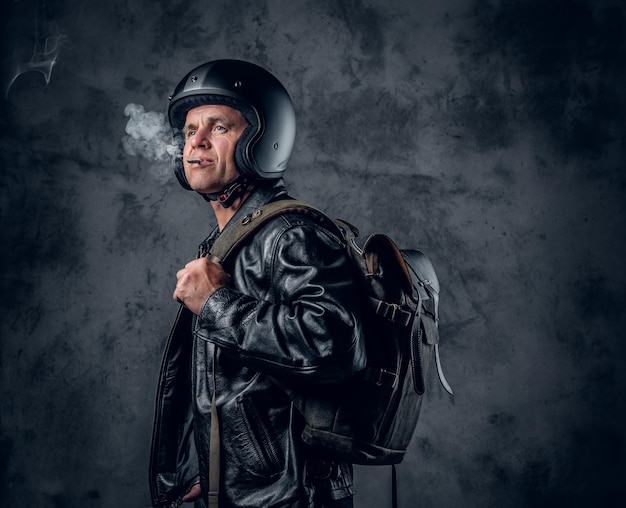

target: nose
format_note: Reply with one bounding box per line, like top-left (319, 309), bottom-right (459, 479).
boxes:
top-left (190, 126), bottom-right (211, 149)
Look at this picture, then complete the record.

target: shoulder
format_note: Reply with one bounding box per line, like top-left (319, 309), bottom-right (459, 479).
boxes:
top-left (262, 210), bottom-right (344, 251)
top-left (231, 211), bottom-right (346, 271)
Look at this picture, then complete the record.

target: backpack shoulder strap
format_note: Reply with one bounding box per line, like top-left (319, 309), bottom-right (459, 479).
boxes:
top-left (209, 199), bottom-right (342, 264)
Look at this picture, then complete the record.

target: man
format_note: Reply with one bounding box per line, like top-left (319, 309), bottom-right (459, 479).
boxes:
top-left (149, 60), bottom-right (366, 508)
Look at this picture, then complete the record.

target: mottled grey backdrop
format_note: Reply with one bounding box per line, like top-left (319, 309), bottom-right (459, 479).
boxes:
top-left (1, 0), bottom-right (624, 507)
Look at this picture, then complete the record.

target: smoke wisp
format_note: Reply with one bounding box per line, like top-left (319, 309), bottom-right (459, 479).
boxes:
top-left (5, 34), bottom-right (67, 98)
top-left (122, 103), bottom-right (180, 161)
top-left (122, 103), bottom-right (182, 183)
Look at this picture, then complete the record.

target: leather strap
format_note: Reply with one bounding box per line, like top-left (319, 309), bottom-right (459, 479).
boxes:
top-left (392, 464), bottom-right (398, 508)
top-left (208, 351), bottom-right (220, 508)
top-left (370, 297), bottom-right (413, 326)
top-left (209, 199), bottom-right (342, 264)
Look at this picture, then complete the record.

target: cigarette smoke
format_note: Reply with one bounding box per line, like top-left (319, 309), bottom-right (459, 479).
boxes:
top-left (4, 34), bottom-right (66, 97)
top-left (4, 0), bottom-right (68, 99)
top-left (122, 103), bottom-right (181, 183)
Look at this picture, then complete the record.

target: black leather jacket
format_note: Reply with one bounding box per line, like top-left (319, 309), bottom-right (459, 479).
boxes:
top-left (150, 180), bottom-right (366, 508)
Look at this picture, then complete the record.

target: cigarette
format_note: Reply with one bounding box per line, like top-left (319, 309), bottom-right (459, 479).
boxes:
top-left (187, 158), bottom-right (202, 163)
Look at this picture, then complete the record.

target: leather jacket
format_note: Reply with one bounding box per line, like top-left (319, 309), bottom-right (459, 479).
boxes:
top-left (149, 180), bottom-right (366, 508)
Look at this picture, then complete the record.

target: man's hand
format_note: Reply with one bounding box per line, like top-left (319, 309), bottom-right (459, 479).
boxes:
top-left (173, 257), bottom-right (231, 315)
top-left (182, 482), bottom-right (202, 503)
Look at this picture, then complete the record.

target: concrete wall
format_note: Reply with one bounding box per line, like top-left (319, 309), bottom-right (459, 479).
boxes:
top-left (1, 1), bottom-right (624, 507)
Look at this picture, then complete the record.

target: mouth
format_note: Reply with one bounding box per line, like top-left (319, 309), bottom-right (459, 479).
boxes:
top-left (186, 157), bottom-right (214, 166)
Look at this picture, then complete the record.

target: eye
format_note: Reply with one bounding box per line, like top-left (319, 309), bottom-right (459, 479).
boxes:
top-left (214, 125), bottom-right (227, 133)
top-left (185, 130), bottom-right (196, 138)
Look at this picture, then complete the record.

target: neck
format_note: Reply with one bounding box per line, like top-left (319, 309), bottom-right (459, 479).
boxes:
top-left (211, 187), bottom-right (254, 231)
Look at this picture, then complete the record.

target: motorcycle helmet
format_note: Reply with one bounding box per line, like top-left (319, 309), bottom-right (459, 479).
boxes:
top-left (168, 59), bottom-right (296, 191)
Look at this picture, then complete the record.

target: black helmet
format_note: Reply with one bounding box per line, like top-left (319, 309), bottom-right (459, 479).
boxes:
top-left (168, 59), bottom-right (296, 187)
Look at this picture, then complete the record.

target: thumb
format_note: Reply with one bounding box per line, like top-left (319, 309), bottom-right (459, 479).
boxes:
top-left (182, 482), bottom-right (202, 502)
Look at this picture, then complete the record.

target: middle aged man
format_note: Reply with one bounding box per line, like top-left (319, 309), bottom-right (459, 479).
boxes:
top-left (149, 59), bottom-right (366, 508)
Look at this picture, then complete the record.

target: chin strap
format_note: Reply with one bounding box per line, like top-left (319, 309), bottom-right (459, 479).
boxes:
top-left (201, 177), bottom-right (250, 208)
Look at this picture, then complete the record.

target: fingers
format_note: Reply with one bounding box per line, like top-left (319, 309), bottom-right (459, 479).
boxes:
top-left (177, 258), bottom-right (206, 280)
top-left (184, 257), bottom-right (214, 270)
top-left (172, 258), bottom-right (230, 314)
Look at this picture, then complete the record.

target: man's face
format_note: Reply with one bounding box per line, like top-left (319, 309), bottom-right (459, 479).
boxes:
top-left (182, 104), bottom-right (249, 194)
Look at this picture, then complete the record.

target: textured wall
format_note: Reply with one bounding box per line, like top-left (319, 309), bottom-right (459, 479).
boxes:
top-left (1, 1), bottom-right (625, 507)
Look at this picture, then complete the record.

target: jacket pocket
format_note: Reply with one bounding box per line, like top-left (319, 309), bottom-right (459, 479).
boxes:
top-left (231, 397), bottom-right (288, 479)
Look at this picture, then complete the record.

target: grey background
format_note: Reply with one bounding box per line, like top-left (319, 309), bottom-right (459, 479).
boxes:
top-left (1, 0), bottom-right (625, 507)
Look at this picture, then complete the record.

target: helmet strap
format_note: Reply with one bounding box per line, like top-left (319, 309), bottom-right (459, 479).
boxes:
top-left (201, 176), bottom-right (250, 208)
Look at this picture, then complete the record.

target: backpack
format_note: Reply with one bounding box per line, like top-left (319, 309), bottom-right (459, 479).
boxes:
top-left (209, 199), bottom-right (453, 506)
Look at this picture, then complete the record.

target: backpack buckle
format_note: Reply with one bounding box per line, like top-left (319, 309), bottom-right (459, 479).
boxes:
top-left (373, 299), bottom-right (412, 326)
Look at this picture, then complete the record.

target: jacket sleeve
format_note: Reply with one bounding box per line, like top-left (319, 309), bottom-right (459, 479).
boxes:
top-left (195, 216), bottom-right (366, 384)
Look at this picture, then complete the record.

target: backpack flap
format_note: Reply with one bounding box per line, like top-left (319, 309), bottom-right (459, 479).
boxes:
top-left (402, 249), bottom-right (439, 345)
top-left (402, 250), bottom-right (453, 395)
top-left (362, 234), bottom-right (413, 295)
